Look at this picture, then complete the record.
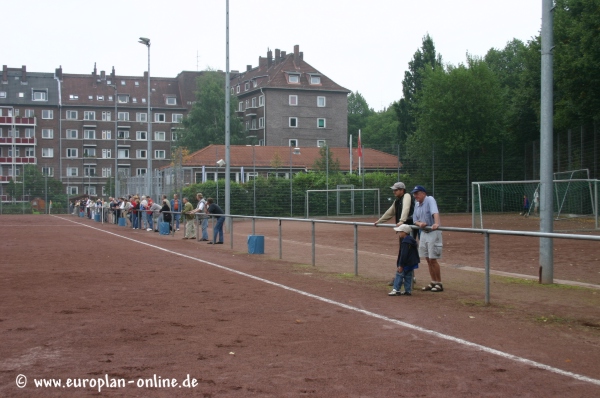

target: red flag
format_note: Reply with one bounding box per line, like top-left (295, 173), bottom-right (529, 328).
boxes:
top-left (357, 131), bottom-right (363, 158)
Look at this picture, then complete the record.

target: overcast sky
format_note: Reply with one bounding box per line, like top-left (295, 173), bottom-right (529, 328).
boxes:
top-left (5, 0), bottom-right (541, 111)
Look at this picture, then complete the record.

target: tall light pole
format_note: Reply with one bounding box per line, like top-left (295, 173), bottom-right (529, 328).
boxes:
top-left (225, 1), bottom-right (231, 227)
top-left (139, 37), bottom-right (152, 197)
top-left (107, 84), bottom-right (118, 198)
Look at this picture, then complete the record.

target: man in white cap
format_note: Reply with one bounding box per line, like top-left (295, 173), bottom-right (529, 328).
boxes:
top-left (411, 185), bottom-right (444, 292)
top-left (374, 182), bottom-right (415, 231)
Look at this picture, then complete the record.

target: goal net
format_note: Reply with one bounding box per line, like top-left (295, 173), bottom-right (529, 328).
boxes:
top-left (472, 174), bottom-right (599, 229)
top-left (306, 186), bottom-right (380, 218)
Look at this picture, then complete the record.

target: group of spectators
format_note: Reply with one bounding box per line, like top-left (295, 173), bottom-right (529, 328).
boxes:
top-left (375, 182), bottom-right (443, 296)
top-left (70, 192), bottom-right (225, 244)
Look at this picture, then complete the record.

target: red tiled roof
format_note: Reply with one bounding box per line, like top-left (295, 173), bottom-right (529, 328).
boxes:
top-left (182, 145), bottom-right (399, 171)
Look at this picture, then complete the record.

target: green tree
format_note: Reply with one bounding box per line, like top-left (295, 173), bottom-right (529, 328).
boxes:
top-left (362, 107), bottom-right (400, 152)
top-left (347, 91), bottom-right (373, 146)
top-left (554, 0), bottom-right (600, 125)
top-left (312, 145), bottom-right (340, 172)
top-left (393, 34), bottom-right (443, 145)
top-left (178, 71), bottom-right (245, 152)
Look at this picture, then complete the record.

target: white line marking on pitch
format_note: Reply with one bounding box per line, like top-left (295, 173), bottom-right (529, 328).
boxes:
top-left (56, 216), bottom-right (600, 387)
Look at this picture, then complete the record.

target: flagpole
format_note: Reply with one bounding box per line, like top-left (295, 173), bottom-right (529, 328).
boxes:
top-left (358, 129), bottom-right (362, 176)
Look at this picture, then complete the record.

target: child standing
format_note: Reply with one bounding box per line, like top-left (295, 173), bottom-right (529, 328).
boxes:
top-left (388, 224), bottom-right (420, 296)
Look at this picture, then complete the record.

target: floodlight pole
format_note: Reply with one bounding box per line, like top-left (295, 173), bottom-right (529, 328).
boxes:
top-left (540, 0), bottom-right (554, 283)
top-left (224, 0), bottom-right (231, 231)
top-left (139, 37), bottom-right (152, 198)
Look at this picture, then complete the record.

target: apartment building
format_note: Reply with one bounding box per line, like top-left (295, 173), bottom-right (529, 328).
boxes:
top-left (231, 45), bottom-right (350, 148)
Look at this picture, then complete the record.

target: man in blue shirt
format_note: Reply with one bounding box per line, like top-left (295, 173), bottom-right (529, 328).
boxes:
top-left (411, 185), bottom-right (444, 292)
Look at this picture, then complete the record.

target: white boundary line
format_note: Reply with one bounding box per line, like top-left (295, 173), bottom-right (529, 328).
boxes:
top-left (54, 216), bottom-right (600, 386)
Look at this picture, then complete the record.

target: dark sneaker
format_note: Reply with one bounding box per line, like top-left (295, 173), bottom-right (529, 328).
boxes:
top-left (400, 292), bottom-right (412, 296)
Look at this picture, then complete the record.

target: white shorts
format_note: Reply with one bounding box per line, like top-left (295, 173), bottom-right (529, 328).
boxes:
top-left (418, 230), bottom-right (443, 259)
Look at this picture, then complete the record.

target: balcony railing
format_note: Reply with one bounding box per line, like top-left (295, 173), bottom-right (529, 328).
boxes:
top-left (0, 116), bottom-right (36, 125)
top-left (0, 157), bottom-right (36, 164)
top-left (0, 137), bottom-right (36, 145)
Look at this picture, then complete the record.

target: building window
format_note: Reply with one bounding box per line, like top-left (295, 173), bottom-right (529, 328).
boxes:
top-left (136, 112), bottom-right (147, 122)
top-left (289, 95), bottom-right (298, 106)
top-left (117, 94), bottom-right (129, 103)
top-left (83, 148), bottom-right (96, 158)
top-left (84, 167), bottom-right (97, 177)
top-left (118, 112), bottom-right (129, 121)
top-left (118, 149), bottom-right (130, 159)
top-left (136, 168), bottom-right (147, 176)
top-left (102, 149), bottom-right (112, 159)
top-left (136, 131), bottom-right (147, 141)
top-left (310, 75), bottom-right (321, 84)
top-left (166, 97), bottom-right (176, 105)
top-left (317, 140), bottom-right (326, 147)
top-left (236, 85), bottom-right (240, 93)
top-left (245, 99), bottom-right (249, 109)
top-left (154, 131), bottom-right (166, 141)
top-left (289, 117), bottom-right (298, 128)
top-left (120, 80), bottom-right (126, 86)
top-left (7, 148), bottom-right (20, 158)
top-left (41, 167), bottom-right (54, 176)
top-left (238, 102), bottom-right (243, 112)
top-left (141, 98), bottom-right (146, 103)
top-left (41, 129), bottom-right (53, 139)
top-left (66, 129), bottom-right (78, 139)
top-left (259, 117), bottom-right (264, 128)
top-left (154, 150), bottom-right (166, 159)
top-left (0, 91), bottom-right (6, 98)
top-left (67, 167), bottom-right (78, 177)
top-left (135, 81), bottom-right (139, 86)
top-left (132, 98), bottom-right (138, 103)
top-left (317, 118), bottom-right (326, 128)
top-left (251, 119), bottom-right (257, 130)
top-left (42, 148), bottom-right (54, 158)
top-left (317, 96), bottom-right (326, 107)
top-left (66, 110), bottom-right (78, 120)
top-left (24, 109), bottom-right (34, 117)
top-left (18, 92), bottom-right (24, 98)
top-left (102, 111), bottom-right (111, 121)
top-left (32, 90), bottom-right (48, 101)
top-left (67, 148), bottom-right (78, 158)
top-left (97, 95), bottom-right (104, 101)
top-left (8, 128), bottom-right (19, 138)
top-left (289, 139), bottom-right (298, 147)
top-left (117, 167), bottom-right (130, 177)
top-left (251, 97), bottom-right (257, 108)
top-left (136, 149), bottom-right (147, 159)
top-left (244, 82), bottom-right (249, 91)
top-left (83, 111), bottom-right (96, 120)
top-left (172, 114), bottom-right (183, 123)
top-left (84, 130), bottom-right (96, 139)
top-left (117, 130), bottom-right (129, 139)
top-left (42, 110), bottom-right (53, 119)
top-left (172, 131), bottom-right (180, 141)
top-left (69, 94), bottom-right (79, 100)
top-left (102, 130), bottom-right (111, 140)
top-left (25, 147), bottom-right (35, 157)
top-left (84, 186), bottom-right (97, 196)
top-left (24, 128), bottom-right (34, 138)
top-left (253, 80), bottom-right (258, 88)
top-left (102, 168), bottom-right (112, 178)
top-left (67, 186), bottom-right (78, 195)
top-left (154, 113), bottom-right (165, 122)
top-left (288, 74), bottom-right (300, 83)
top-left (259, 95), bottom-right (264, 106)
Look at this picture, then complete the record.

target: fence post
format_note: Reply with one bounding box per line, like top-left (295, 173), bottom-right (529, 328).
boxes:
top-left (354, 224), bottom-right (358, 276)
top-left (278, 219), bottom-right (282, 259)
top-left (485, 231), bottom-right (490, 305)
top-left (311, 220), bottom-right (315, 266)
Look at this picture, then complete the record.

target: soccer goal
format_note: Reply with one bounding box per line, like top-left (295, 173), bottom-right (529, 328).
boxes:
top-left (472, 176), bottom-right (599, 229)
top-left (306, 186), bottom-right (380, 218)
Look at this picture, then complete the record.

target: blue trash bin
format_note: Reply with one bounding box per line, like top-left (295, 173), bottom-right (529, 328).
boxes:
top-left (94, 214), bottom-right (101, 222)
top-left (159, 222), bottom-right (170, 235)
top-left (247, 235), bottom-right (264, 254)
top-left (118, 217), bottom-right (127, 227)
top-left (79, 211), bottom-right (85, 217)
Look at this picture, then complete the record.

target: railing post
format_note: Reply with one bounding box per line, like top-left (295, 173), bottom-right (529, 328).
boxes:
top-left (312, 220), bottom-right (316, 266)
top-left (278, 219), bottom-right (282, 259)
top-left (229, 216), bottom-right (233, 249)
top-left (252, 217), bottom-right (255, 235)
top-left (485, 231), bottom-right (491, 305)
top-left (354, 224), bottom-right (358, 276)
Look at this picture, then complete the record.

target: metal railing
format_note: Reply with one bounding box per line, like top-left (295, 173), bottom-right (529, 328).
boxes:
top-left (70, 210), bottom-right (600, 304)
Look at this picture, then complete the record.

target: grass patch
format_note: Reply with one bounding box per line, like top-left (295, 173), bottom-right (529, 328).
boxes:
top-left (492, 276), bottom-right (588, 291)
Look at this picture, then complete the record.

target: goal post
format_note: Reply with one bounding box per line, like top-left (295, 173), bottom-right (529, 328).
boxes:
top-left (472, 178), bottom-right (599, 229)
top-left (306, 187), bottom-right (380, 218)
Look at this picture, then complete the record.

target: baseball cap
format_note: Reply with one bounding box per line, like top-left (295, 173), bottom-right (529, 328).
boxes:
top-left (393, 224), bottom-right (412, 234)
top-left (390, 182), bottom-right (405, 190)
top-left (410, 185), bottom-right (427, 194)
